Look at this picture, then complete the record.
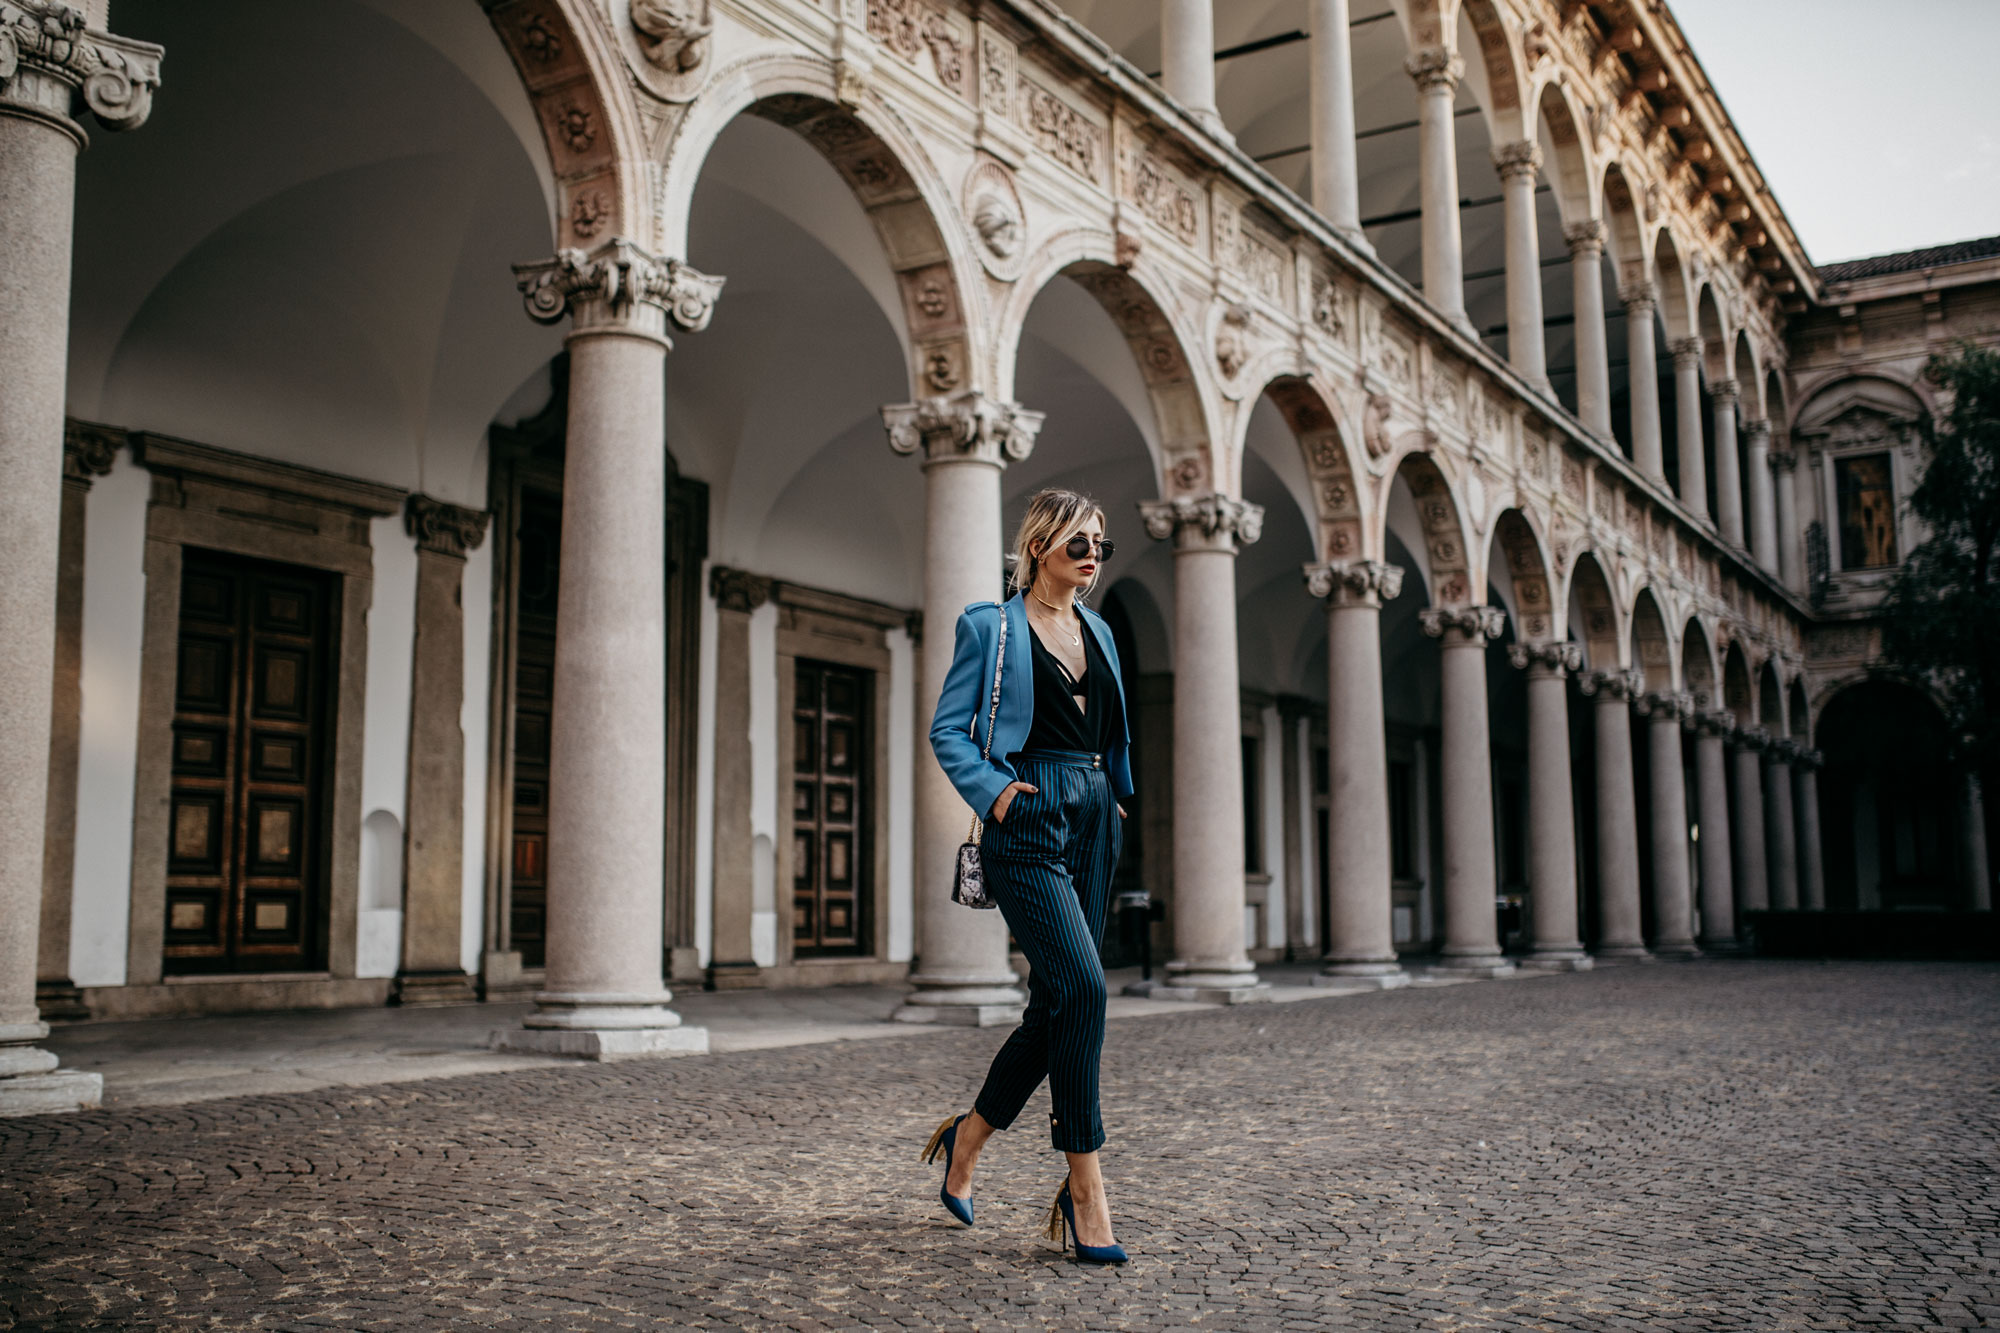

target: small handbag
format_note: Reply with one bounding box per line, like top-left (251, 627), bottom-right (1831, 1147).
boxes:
top-left (950, 610), bottom-right (1008, 909)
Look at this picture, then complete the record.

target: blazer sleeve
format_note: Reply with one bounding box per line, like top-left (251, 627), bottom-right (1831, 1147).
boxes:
top-left (928, 606), bottom-right (1014, 821)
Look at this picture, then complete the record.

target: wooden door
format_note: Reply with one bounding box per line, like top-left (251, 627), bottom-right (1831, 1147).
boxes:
top-left (165, 550), bottom-right (337, 974)
top-left (508, 489), bottom-right (562, 968)
top-left (792, 659), bottom-right (871, 956)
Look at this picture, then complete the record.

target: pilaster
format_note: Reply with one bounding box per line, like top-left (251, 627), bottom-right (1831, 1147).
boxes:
top-left (707, 566), bottom-right (773, 990)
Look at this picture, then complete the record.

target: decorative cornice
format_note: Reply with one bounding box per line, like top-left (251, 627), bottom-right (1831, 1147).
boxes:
top-left (62, 417), bottom-right (121, 484)
top-left (513, 238), bottom-right (723, 340)
top-left (1669, 336), bottom-right (1703, 369)
top-left (405, 495), bottom-right (490, 560)
top-left (709, 565), bottom-right (773, 614)
top-left (1403, 45), bottom-right (1464, 95)
top-left (1139, 493), bottom-right (1263, 554)
top-left (1562, 219), bottom-right (1606, 257)
top-left (1418, 604), bottom-right (1506, 644)
top-left (1492, 140), bottom-right (1543, 180)
top-left (1507, 640), bottom-right (1582, 676)
top-left (0, 1), bottom-right (162, 136)
top-left (881, 392), bottom-right (1043, 468)
top-left (1577, 667), bottom-right (1644, 701)
top-left (1303, 559), bottom-right (1403, 609)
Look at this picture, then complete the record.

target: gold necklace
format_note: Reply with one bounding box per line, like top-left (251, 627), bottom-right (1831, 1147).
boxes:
top-left (1029, 590), bottom-right (1082, 648)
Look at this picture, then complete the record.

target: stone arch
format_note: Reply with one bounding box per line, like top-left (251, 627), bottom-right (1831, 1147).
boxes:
top-left (1787, 676), bottom-right (1811, 742)
top-left (1533, 80), bottom-right (1594, 226)
top-left (656, 59), bottom-right (979, 399)
top-left (1254, 374), bottom-right (1369, 565)
top-left (1721, 638), bottom-right (1754, 726)
top-left (1598, 160), bottom-right (1651, 290)
top-left (1793, 373), bottom-right (1929, 438)
top-left (1758, 658), bottom-right (1786, 734)
top-left (998, 230), bottom-right (1219, 499)
top-left (1489, 509), bottom-right (1557, 642)
top-left (1456, 0), bottom-right (1529, 144)
top-left (1630, 587), bottom-right (1675, 692)
top-left (486, 0), bottom-right (650, 247)
top-left (1651, 227), bottom-right (1697, 343)
top-left (1764, 365), bottom-right (1791, 436)
top-left (1733, 329), bottom-right (1762, 414)
top-left (1682, 615), bottom-right (1719, 710)
top-left (1565, 551), bottom-right (1623, 670)
top-left (1385, 452), bottom-right (1477, 607)
top-left (1695, 281), bottom-right (1731, 384)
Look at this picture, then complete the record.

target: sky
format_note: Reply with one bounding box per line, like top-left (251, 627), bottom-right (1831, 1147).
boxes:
top-left (1667, 0), bottom-right (2000, 265)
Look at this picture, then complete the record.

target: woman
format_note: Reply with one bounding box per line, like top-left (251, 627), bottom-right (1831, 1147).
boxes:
top-left (919, 488), bottom-right (1134, 1265)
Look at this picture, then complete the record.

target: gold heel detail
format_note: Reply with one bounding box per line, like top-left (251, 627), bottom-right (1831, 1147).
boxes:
top-left (1044, 1175), bottom-right (1069, 1245)
top-left (921, 1114), bottom-right (955, 1165)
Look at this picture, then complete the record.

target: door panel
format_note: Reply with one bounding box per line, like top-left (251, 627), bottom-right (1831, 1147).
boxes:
top-left (507, 489), bottom-right (562, 968)
top-left (164, 551), bottom-right (336, 974)
top-left (793, 659), bottom-right (871, 956)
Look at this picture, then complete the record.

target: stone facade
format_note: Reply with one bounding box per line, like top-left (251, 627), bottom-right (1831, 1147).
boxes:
top-left (0, 0), bottom-right (1991, 1111)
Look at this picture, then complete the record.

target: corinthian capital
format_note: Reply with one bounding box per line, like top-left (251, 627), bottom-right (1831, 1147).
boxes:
top-left (0, 0), bottom-right (163, 133)
top-left (880, 392), bottom-right (1044, 467)
top-left (1404, 45), bottom-right (1464, 95)
top-left (1507, 639), bottom-right (1582, 676)
top-left (1418, 604), bottom-right (1506, 644)
top-left (1635, 690), bottom-right (1692, 721)
top-left (513, 238), bottom-right (724, 340)
top-left (1303, 559), bottom-right (1404, 609)
top-left (1563, 219), bottom-right (1606, 258)
top-left (1139, 493), bottom-right (1263, 554)
top-left (1692, 708), bottom-right (1735, 738)
top-left (1621, 284), bottom-right (1658, 317)
top-left (1743, 417), bottom-right (1772, 442)
top-left (1492, 140), bottom-right (1543, 180)
top-left (1711, 377), bottom-right (1741, 405)
top-left (405, 495), bottom-right (490, 560)
top-left (1577, 667), bottom-right (1643, 700)
top-left (1669, 336), bottom-right (1703, 370)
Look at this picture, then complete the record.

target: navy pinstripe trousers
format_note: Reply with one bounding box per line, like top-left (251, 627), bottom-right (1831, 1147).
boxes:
top-left (972, 751), bottom-right (1123, 1154)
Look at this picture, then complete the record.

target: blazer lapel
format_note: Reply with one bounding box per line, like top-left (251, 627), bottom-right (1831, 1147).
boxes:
top-left (1000, 593), bottom-right (1034, 738)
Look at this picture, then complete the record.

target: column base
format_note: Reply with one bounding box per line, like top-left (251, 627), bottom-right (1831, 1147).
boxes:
top-left (35, 978), bottom-right (90, 1022)
top-left (891, 973), bottom-right (1026, 1027)
top-left (1429, 954), bottom-right (1517, 979)
top-left (493, 993), bottom-right (708, 1060)
top-left (1592, 946), bottom-right (1655, 964)
top-left (0, 1070), bottom-right (103, 1117)
top-left (1313, 961), bottom-right (1411, 990)
top-left (1518, 950), bottom-right (1594, 972)
top-left (1151, 960), bottom-right (1271, 1003)
top-left (393, 970), bottom-right (479, 1007)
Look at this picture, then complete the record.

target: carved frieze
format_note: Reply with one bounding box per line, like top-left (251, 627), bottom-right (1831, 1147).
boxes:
top-left (1123, 147), bottom-right (1200, 247)
top-left (1018, 77), bottom-right (1102, 183)
top-left (869, 0), bottom-right (967, 94)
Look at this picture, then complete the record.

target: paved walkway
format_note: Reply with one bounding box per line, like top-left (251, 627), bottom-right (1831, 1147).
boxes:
top-left (5, 961), bottom-right (1997, 1330)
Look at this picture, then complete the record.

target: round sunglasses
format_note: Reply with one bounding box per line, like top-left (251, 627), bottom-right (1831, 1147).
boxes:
top-left (1058, 535), bottom-right (1115, 562)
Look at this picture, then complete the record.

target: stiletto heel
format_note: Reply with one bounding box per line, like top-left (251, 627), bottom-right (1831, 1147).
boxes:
top-left (1047, 1174), bottom-right (1128, 1265)
top-left (921, 1113), bottom-right (975, 1226)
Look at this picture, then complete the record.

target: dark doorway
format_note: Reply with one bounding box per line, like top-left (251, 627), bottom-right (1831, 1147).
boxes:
top-left (792, 659), bottom-right (872, 955)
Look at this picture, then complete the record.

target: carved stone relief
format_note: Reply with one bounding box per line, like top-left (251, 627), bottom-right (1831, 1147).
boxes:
top-left (869, 0), bottom-right (967, 94)
top-left (962, 159), bottom-right (1025, 280)
top-left (1215, 304), bottom-right (1252, 380)
top-left (1018, 77), bottom-right (1103, 183)
top-left (1123, 146), bottom-right (1200, 247)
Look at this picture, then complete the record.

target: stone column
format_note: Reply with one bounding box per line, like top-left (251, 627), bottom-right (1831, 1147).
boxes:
top-left (1772, 449), bottom-right (1802, 591)
top-left (1692, 711), bottom-right (1739, 950)
top-left (1494, 141), bottom-right (1548, 392)
top-left (0, 5), bottom-right (160, 1117)
top-left (1141, 494), bottom-right (1269, 1002)
top-left (396, 497), bottom-right (490, 1006)
top-left (1565, 222), bottom-right (1612, 438)
top-left (1763, 740), bottom-right (1800, 911)
top-left (1406, 46), bottom-right (1473, 336)
top-left (1420, 605), bottom-right (1513, 977)
top-left (1637, 692), bottom-right (1698, 955)
top-left (37, 426), bottom-right (119, 1022)
top-left (1623, 287), bottom-right (1663, 480)
top-left (1161, 0), bottom-right (1222, 132)
top-left (1509, 641), bottom-right (1590, 970)
top-left (1730, 729), bottom-right (1771, 916)
top-left (495, 239), bottom-right (723, 1059)
top-left (1712, 379), bottom-right (1745, 547)
top-left (1961, 772), bottom-right (1992, 911)
top-left (706, 566), bottom-right (771, 989)
top-left (1745, 419), bottom-right (1778, 572)
top-left (1580, 669), bottom-right (1648, 959)
top-left (1670, 337), bottom-right (1709, 519)
top-left (1308, 0), bottom-right (1365, 247)
top-left (886, 394), bottom-right (1042, 1025)
top-left (1795, 749), bottom-right (1826, 911)
top-left (1305, 560), bottom-right (1408, 988)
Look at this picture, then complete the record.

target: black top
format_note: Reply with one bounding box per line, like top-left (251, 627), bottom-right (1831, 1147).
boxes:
top-left (1018, 610), bottom-right (1122, 756)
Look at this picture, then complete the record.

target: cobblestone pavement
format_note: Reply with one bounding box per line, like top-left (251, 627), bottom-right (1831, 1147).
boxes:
top-left (4, 961), bottom-right (1997, 1331)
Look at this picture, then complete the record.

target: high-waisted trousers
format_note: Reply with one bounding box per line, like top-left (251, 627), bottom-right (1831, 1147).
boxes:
top-left (972, 750), bottom-right (1123, 1154)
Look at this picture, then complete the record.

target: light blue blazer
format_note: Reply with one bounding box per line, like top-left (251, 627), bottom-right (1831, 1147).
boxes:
top-left (929, 592), bottom-right (1136, 820)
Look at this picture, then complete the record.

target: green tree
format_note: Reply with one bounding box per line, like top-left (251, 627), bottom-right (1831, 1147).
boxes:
top-left (1882, 342), bottom-right (2000, 772)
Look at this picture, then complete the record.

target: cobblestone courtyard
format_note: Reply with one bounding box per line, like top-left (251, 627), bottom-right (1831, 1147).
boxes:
top-left (3, 961), bottom-right (1996, 1331)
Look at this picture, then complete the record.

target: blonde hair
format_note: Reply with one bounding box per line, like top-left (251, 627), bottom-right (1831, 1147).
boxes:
top-left (1010, 487), bottom-right (1106, 598)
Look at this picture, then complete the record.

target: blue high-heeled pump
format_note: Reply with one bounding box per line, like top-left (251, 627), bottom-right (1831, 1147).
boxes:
top-left (1046, 1175), bottom-right (1129, 1264)
top-left (921, 1113), bottom-right (975, 1226)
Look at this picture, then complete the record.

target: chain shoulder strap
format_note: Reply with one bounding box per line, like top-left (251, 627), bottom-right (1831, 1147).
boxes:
top-left (966, 608), bottom-right (1008, 841)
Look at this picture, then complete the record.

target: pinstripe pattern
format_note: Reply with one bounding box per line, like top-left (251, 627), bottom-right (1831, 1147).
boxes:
top-left (972, 751), bottom-right (1123, 1154)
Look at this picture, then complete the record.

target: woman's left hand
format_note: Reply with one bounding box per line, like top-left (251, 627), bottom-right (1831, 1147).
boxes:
top-left (1116, 805), bottom-right (1126, 819)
